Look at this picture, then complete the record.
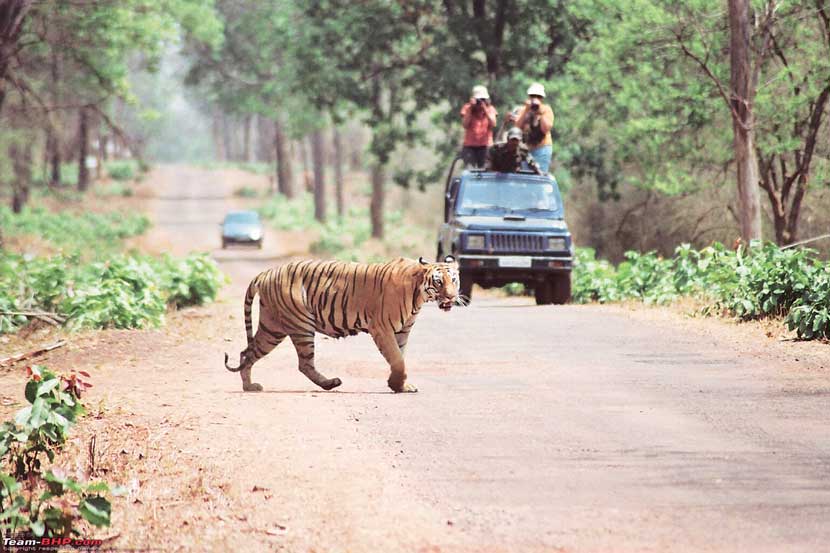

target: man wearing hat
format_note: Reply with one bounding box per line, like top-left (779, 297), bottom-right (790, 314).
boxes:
top-left (460, 84), bottom-right (497, 168)
top-left (514, 82), bottom-right (554, 173)
top-left (486, 127), bottom-right (542, 175)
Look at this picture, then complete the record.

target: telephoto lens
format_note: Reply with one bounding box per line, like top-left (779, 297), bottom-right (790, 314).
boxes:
top-left (530, 103), bottom-right (539, 111)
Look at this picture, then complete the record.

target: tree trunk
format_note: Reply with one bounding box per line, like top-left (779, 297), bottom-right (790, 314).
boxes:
top-left (46, 44), bottom-right (61, 187)
top-left (300, 137), bottom-right (313, 193)
top-left (211, 109), bottom-right (224, 161)
top-left (333, 127), bottom-right (345, 217)
top-left (370, 164), bottom-right (385, 239)
top-left (274, 118), bottom-right (293, 198)
top-left (0, 0), bottom-right (32, 116)
top-left (77, 107), bottom-right (90, 192)
top-left (9, 141), bottom-right (32, 213)
top-left (311, 129), bottom-right (326, 222)
top-left (221, 112), bottom-right (232, 162)
top-left (93, 112), bottom-right (103, 180)
top-left (728, 0), bottom-right (762, 242)
top-left (242, 115), bottom-right (252, 162)
top-left (257, 116), bottom-right (273, 162)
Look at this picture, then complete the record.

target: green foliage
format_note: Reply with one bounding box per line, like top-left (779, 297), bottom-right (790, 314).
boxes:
top-left (574, 242), bottom-right (830, 340)
top-left (258, 192), bottom-right (430, 262)
top-left (0, 251), bottom-right (226, 334)
top-left (0, 206), bottom-right (149, 253)
top-left (1, 367), bottom-right (118, 537)
top-left (234, 185), bottom-right (259, 198)
top-left (105, 160), bottom-right (139, 181)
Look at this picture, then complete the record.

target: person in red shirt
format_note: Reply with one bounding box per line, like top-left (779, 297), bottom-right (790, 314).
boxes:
top-left (460, 85), bottom-right (497, 168)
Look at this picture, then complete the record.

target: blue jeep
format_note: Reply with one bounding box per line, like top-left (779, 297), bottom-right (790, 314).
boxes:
top-left (436, 158), bottom-right (573, 305)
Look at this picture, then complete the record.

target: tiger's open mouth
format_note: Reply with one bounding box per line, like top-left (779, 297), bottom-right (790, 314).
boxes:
top-left (439, 299), bottom-right (454, 311)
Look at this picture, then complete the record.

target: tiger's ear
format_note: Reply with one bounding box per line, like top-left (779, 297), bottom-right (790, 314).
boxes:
top-left (418, 256), bottom-right (429, 265)
top-left (443, 255), bottom-right (456, 264)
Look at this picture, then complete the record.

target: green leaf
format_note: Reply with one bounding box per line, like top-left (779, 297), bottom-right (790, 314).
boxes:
top-left (79, 496), bottom-right (111, 527)
top-left (29, 519), bottom-right (45, 537)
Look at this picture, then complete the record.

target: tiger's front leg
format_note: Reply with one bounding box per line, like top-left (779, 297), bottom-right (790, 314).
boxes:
top-left (372, 329), bottom-right (417, 393)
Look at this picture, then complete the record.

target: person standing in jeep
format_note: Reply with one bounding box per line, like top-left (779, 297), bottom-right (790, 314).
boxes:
top-left (460, 85), bottom-right (497, 168)
top-left (514, 83), bottom-right (554, 174)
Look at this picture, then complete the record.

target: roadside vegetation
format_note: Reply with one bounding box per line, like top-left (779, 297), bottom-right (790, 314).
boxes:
top-left (0, 200), bottom-right (224, 335)
top-left (259, 192), bottom-right (432, 262)
top-left (573, 243), bottom-right (830, 340)
top-left (1, 366), bottom-right (119, 538)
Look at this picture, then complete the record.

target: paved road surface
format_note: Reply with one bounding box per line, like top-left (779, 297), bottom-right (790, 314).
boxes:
top-left (109, 167), bottom-right (830, 551)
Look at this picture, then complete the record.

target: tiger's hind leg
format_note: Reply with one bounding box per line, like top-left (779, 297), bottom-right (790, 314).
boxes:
top-left (239, 327), bottom-right (287, 392)
top-left (290, 334), bottom-right (342, 391)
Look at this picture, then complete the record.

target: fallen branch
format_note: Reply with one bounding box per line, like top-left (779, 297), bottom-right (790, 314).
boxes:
top-left (0, 310), bottom-right (66, 326)
top-left (0, 340), bottom-right (67, 368)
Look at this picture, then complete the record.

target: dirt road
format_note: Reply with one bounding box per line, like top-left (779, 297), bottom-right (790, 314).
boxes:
top-left (4, 166), bottom-right (830, 552)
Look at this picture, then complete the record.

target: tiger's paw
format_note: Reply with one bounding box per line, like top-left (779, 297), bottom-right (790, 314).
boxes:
top-left (321, 378), bottom-right (342, 391)
top-left (243, 382), bottom-right (263, 392)
top-left (391, 382), bottom-right (418, 393)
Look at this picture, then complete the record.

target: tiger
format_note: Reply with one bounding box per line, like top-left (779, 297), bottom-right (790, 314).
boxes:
top-left (224, 256), bottom-right (461, 393)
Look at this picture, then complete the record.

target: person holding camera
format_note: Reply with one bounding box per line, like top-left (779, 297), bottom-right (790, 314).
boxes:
top-left (460, 85), bottom-right (497, 168)
top-left (514, 82), bottom-right (554, 173)
top-left (486, 127), bottom-right (542, 175)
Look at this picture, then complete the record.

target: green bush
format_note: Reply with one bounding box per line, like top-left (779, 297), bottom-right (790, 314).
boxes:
top-left (234, 185), bottom-right (258, 198)
top-left (0, 251), bottom-right (226, 334)
top-left (1, 366), bottom-right (119, 538)
top-left (573, 242), bottom-right (830, 340)
top-left (105, 160), bottom-right (138, 181)
top-left (0, 206), bottom-right (149, 252)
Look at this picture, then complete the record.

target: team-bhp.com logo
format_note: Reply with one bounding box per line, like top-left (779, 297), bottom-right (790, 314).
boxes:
top-left (3, 534), bottom-right (103, 552)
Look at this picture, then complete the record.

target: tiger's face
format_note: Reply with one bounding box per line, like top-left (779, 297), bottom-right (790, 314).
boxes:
top-left (420, 256), bottom-right (461, 311)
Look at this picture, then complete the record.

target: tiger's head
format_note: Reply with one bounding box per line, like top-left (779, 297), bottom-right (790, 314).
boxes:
top-left (418, 256), bottom-right (462, 311)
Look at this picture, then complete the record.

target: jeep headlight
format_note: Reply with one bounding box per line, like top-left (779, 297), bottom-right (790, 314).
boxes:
top-left (547, 237), bottom-right (566, 250)
top-left (466, 234), bottom-right (485, 250)
top-left (249, 229), bottom-right (263, 240)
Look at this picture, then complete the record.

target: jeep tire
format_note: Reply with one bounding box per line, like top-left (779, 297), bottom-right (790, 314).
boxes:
top-left (459, 270), bottom-right (474, 301)
top-left (534, 280), bottom-right (553, 305)
top-left (551, 273), bottom-right (572, 305)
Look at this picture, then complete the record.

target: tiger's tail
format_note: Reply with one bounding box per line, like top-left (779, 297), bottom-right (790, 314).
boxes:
top-left (224, 276), bottom-right (260, 372)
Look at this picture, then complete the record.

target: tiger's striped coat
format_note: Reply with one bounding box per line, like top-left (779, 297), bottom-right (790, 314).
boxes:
top-left (224, 256), bottom-right (460, 392)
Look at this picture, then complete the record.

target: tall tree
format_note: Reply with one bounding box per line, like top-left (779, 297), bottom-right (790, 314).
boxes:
top-left (310, 128), bottom-right (326, 222)
top-left (728, 0), bottom-right (764, 241)
top-left (333, 127), bottom-right (345, 217)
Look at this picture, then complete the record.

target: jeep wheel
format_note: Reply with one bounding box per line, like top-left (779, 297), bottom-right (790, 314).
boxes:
top-left (551, 273), bottom-right (572, 305)
top-left (459, 271), bottom-right (474, 301)
top-left (534, 280), bottom-right (553, 305)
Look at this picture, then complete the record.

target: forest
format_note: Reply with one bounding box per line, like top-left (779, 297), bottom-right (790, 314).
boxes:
top-left (0, 0), bottom-right (827, 257)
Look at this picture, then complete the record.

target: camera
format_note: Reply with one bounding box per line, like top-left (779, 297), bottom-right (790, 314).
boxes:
top-left (530, 103), bottom-right (539, 111)
top-left (476, 98), bottom-right (485, 106)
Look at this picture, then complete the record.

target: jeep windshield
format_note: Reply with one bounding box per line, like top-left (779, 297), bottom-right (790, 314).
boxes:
top-left (455, 175), bottom-right (562, 218)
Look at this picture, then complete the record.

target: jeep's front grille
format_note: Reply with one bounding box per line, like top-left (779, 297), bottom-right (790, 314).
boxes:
top-left (491, 233), bottom-right (545, 253)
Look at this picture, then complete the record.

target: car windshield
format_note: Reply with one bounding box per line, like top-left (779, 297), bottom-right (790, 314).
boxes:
top-left (456, 177), bottom-right (561, 217)
top-left (224, 212), bottom-right (259, 224)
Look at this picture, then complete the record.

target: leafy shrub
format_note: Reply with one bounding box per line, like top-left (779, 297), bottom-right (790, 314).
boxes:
top-left (155, 253), bottom-right (227, 308)
top-left (0, 251), bottom-right (225, 333)
top-left (1, 366), bottom-right (119, 538)
top-left (787, 266), bottom-right (830, 340)
top-left (234, 185), bottom-right (258, 198)
top-left (105, 160), bottom-right (138, 181)
top-left (258, 193), bottom-right (317, 231)
top-left (717, 243), bottom-right (814, 319)
top-left (573, 242), bottom-right (830, 340)
top-left (0, 206), bottom-right (149, 252)
top-left (572, 248), bottom-right (626, 303)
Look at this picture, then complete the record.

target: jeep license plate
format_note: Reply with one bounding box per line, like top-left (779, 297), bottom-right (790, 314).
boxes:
top-left (499, 256), bottom-right (532, 268)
